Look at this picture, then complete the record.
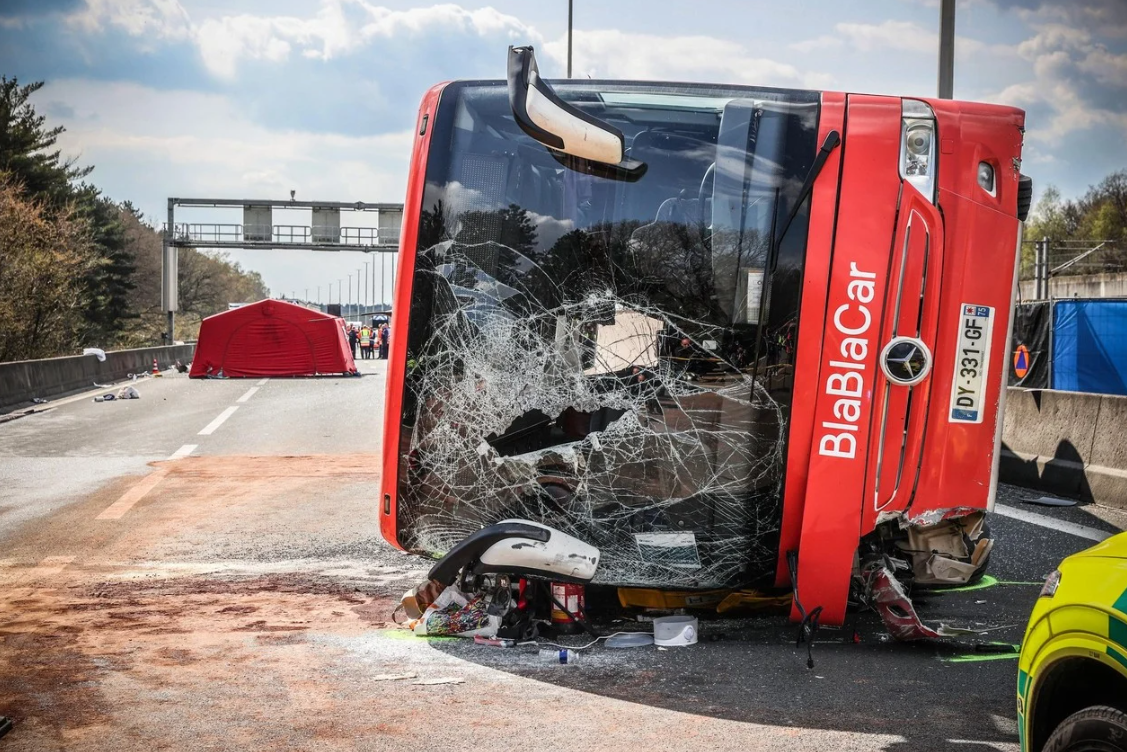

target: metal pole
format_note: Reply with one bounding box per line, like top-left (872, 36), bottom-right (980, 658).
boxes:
top-left (1041, 237), bottom-right (1051, 300)
top-left (567, 0), bottom-right (573, 78)
top-left (938, 0), bottom-right (955, 99)
top-left (1033, 240), bottom-right (1041, 299)
top-left (391, 254), bottom-right (397, 304)
top-left (165, 199), bottom-right (175, 344)
top-left (363, 261), bottom-right (369, 310)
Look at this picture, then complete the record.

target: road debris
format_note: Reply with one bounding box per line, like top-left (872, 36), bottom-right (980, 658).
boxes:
top-left (410, 677), bottom-right (464, 685)
top-left (82, 347), bottom-right (106, 362)
top-left (1021, 495), bottom-right (1078, 507)
top-left (373, 673), bottom-right (418, 682)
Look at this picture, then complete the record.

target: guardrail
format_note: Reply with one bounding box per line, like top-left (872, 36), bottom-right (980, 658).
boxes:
top-left (0, 344), bottom-right (196, 414)
top-left (1001, 387), bottom-right (1127, 509)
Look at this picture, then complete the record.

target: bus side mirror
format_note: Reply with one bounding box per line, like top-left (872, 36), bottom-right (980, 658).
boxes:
top-left (507, 45), bottom-right (626, 166)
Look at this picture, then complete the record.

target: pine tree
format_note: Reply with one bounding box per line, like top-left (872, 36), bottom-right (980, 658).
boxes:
top-left (0, 77), bottom-right (92, 207)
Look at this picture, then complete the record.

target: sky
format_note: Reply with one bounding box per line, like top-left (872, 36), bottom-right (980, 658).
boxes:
top-left (1, 0), bottom-right (1125, 303)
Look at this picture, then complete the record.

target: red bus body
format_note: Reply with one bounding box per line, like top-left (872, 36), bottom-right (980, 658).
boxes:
top-left (381, 75), bottom-right (1026, 634)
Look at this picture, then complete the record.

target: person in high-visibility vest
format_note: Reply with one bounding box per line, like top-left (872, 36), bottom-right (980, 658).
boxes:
top-left (359, 327), bottom-right (372, 360)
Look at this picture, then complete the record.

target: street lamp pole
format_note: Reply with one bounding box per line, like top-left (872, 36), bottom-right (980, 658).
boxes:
top-left (567, 0), bottom-right (573, 78)
top-left (938, 0), bottom-right (955, 99)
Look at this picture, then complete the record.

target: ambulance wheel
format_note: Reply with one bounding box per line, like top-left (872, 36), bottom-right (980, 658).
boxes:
top-left (1044, 706), bottom-right (1127, 752)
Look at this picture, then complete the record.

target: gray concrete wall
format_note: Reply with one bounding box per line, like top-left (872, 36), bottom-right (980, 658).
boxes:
top-left (0, 344), bottom-right (196, 414)
top-left (1019, 272), bottom-right (1127, 301)
top-left (1001, 387), bottom-right (1127, 508)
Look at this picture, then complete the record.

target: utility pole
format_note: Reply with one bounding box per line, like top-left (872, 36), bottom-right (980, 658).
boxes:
top-left (567, 0), bottom-right (573, 78)
top-left (163, 198), bottom-right (177, 344)
top-left (938, 0), bottom-right (955, 99)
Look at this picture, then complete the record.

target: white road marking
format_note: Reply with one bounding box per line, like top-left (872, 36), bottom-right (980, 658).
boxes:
top-left (198, 405), bottom-right (239, 435)
top-left (168, 444), bottom-right (197, 460)
top-left (29, 555), bottom-right (76, 576)
top-left (96, 468), bottom-right (170, 520)
top-left (993, 503), bottom-right (1112, 543)
top-left (256, 378), bottom-right (269, 386)
top-left (236, 387), bottom-right (259, 403)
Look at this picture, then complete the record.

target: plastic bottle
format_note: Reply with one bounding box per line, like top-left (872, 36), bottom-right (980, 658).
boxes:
top-left (538, 648), bottom-right (578, 664)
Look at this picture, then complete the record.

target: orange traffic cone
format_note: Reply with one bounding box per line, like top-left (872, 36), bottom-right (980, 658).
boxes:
top-left (152, 357), bottom-right (162, 377)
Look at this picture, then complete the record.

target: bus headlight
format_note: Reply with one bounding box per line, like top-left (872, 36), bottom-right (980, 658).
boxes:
top-left (900, 100), bottom-right (937, 203)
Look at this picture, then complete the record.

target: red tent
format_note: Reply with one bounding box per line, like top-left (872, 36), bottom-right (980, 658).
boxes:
top-left (189, 299), bottom-right (357, 378)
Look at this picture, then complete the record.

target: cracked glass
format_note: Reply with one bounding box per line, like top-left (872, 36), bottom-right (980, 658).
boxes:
top-left (395, 81), bottom-right (820, 589)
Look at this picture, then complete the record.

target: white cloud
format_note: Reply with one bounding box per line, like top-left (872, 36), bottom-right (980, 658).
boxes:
top-left (42, 78), bottom-right (411, 207)
top-left (193, 2), bottom-right (540, 79)
top-left (68, 0), bottom-right (191, 40)
top-left (791, 19), bottom-right (990, 56)
top-left (545, 29), bottom-right (832, 88)
top-left (987, 21), bottom-right (1127, 146)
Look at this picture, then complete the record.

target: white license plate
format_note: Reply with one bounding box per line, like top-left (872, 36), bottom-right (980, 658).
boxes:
top-left (949, 304), bottom-right (995, 423)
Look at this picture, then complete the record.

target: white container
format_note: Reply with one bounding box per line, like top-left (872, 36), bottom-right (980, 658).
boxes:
top-left (653, 615), bottom-right (698, 646)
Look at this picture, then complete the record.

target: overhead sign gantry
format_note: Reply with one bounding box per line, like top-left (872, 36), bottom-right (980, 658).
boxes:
top-left (161, 196), bottom-right (403, 342)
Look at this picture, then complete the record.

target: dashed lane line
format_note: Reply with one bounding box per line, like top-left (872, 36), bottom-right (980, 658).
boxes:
top-left (236, 387), bottom-right (259, 403)
top-left (27, 555), bottom-right (76, 577)
top-left (198, 405), bottom-right (239, 435)
top-left (96, 468), bottom-right (170, 520)
top-left (993, 503), bottom-right (1113, 543)
top-left (256, 378), bottom-right (269, 386)
top-left (168, 443), bottom-right (197, 460)
top-left (95, 444), bottom-right (197, 521)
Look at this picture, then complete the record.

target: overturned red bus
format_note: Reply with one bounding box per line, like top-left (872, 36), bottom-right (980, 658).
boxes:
top-left (380, 47), bottom-right (1031, 638)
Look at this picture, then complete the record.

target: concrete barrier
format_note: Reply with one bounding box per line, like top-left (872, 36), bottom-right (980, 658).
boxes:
top-left (1001, 387), bottom-right (1127, 509)
top-left (0, 344), bottom-right (196, 414)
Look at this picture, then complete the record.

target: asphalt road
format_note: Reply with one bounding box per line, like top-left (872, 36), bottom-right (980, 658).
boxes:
top-left (0, 361), bottom-right (1123, 751)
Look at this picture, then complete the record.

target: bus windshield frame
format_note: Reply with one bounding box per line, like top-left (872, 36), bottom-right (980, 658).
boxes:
top-left (395, 79), bottom-right (822, 590)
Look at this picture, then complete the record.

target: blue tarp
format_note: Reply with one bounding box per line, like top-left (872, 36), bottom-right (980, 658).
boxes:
top-left (1052, 300), bottom-right (1127, 395)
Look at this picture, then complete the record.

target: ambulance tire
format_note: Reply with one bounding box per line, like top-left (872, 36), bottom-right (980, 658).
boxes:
top-left (1044, 706), bottom-right (1127, 752)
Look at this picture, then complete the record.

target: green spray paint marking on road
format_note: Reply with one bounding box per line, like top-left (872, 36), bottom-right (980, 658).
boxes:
top-left (941, 575), bottom-right (999, 592)
top-left (941, 649), bottom-right (1022, 664)
top-left (927, 576), bottom-right (1042, 595)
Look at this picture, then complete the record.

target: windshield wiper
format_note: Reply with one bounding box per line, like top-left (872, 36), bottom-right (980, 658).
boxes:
top-left (768, 130), bottom-right (841, 271)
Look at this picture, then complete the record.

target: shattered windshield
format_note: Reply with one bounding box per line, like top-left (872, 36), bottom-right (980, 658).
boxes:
top-left (398, 80), bottom-right (819, 589)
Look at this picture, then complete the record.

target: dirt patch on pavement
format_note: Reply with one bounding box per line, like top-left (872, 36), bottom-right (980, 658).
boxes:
top-left (0, 572), bottom-right (404, 748)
